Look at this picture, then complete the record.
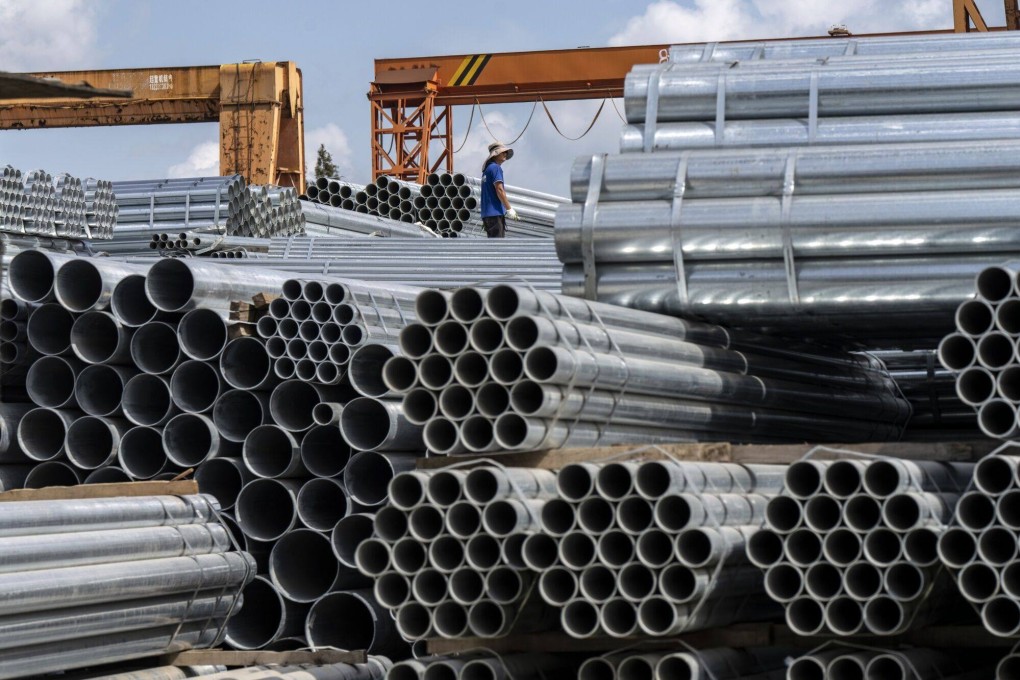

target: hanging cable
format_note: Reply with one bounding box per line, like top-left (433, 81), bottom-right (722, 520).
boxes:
top-left (477, 99), bottom-right (539, 145)
top-left (540, 97), bottom-right (607, 141)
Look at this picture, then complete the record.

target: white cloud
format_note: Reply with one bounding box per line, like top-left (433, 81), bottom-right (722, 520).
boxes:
top-left (167, 141), bottom-right (220, 178)
top-left (609, 0), bottom-right (957, 46)
top-left (306, 123), bottom-right (355, 179)
top-left (0, 0), bottom-right (99, 71)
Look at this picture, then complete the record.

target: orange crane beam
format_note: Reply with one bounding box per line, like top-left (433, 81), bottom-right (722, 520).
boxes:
top-left (0, 62), bottom-right (305, 190)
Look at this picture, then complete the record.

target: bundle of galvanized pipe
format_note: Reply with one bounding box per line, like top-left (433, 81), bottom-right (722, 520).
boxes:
top-left (305, 176), bottom-right (425, 225)
top-left (388, 653), bottom-right (572, 680)
top-left (300, 201), bottom-right (438, 239)
top-left (2, 250), bottom-right (414, 654)
top-left (789, 647), bottom-right (993, 680)
top-left (937, 453), bottom-right (1020, 637)
top-left (63, 658), bottom-right (392, 680)
top-left (560, 138), bottom-right (1020, 348)
top-left (173, 238), bottom-right (563, 291)
top-left (355, 461), bottom-right (786, 640)
top-left (1, 165), bottom-right (117, 240)
top-left (623, 31), bottom-right (1020, 153)
top-left (750, 458), bottom-right (973, 636)
top-left (0, 493), bottom-right (254, 679)
top-left (579, 647), bottom-right (789, 680)
top-left (380, 284), bottom-right (912, 454)
top-left (866, 350), bottom-right (977, 441)
top-left (109, 176), bottom-right (303, 240)
top-left (256, 277), bottom-right (419, 392)
top-left (422, 172), bottom-right (562, 239)
top-left (355, 466), bottom-right (560, 639)
top-left (542, 460), bottom-right (785, 638)
top-left (938, 263), bottom-right (1020, 439)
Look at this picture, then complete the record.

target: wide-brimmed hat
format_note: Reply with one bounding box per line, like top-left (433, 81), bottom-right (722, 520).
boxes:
top-left (486, 141), bottom-right (514, 161)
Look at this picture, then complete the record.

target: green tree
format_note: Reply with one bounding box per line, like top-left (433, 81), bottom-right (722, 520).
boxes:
top-left (313, 144), bottom-right (338, 180)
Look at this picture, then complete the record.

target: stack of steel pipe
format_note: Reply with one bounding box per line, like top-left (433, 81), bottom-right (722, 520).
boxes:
top-left (788, 647), bottom-right (993, 680)
top-left (0, 493), bottom-right (254, 679)
top-left (387, 653), bottom-right (573, 680)
top-left (750, 458), bottom-right (973, 636)
top-left (938, 452), bottom-right (1020, 637)
top-left (559, 138), bottom-right (1020, 348)
top-left (623, 31), bottom-right (1020, 153)
top-left (422, 172), bottom-right (563, 239)
top-left (578, 647), bottom-right (789, 680)
top-left (999, 652), bottom-right (1020, 679)
top-left (355, 465), bottom-right (561, 640)
top-left (1, 165), bottom-right (117, 240)
top-left (3, 250), bottom-right (415, 654)
top-left (256, 276), bottom-right (419, 390)
top-left (304, 177), bottom-right (431, 229)
top-left (938, 263), bottom-right (1020, 440)
top-left (355, 461), bottom-right (787, 641)
top-left (109, 176), bottom-right (303, 241)
top-left (382, 284), bottom-right (910, 455)
top-left (542, 460), bottom-right (784, 638)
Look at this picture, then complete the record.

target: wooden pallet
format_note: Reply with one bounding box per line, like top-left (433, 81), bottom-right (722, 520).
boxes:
top-left (165, 649), bottom-right (367, 666)
top-left (425, 624), bottom-right (1011, 655)
top-left (0, 479), bottom-right (199, 502)
top-left (417, 440), bottom-right (997, 470)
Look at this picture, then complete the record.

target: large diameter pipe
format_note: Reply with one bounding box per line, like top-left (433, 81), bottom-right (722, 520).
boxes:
top-left (305, 589), bottom-right (404, 656)
top-left (0, 523), bottom-right (230, 574)
top-left (65, 415), bottom-right (130, 470)
top-left (235, 478), bottom-right (301, 542)
top-left (162, 413), bottom-right (226, 468)
top-left (270, 528), bottom-right (367, 603)
top-left (242, 425), bottom-right (305, 479)
top-left (55, 259), bottom-right (148, 313)
top-left (556, 190), bottom-right (1020, 265)
top-left (225, 576), bottom-right (303, 650)
top-left (8, 250), bottom-right (76, 304)
top-left (340, 397), bottom-right (424, 452)
top-left (0, 551), bottom-right (253, 616)
top-left (70, 312), bottom-right (133, 365)
top-left (144, 258), bottom-right (294, 314)
top-left (0, 494), bottom-right (219, 537)
top-left (572, 139), bottom-right (1020, 202)
top-left (26, 355), bottom-right (83, 409)
top-left (118, 425), bottom-right (174, 480)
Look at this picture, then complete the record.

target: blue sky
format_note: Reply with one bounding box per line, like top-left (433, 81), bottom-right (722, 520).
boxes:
top-left (0, 0), bottom-right (1006, 195)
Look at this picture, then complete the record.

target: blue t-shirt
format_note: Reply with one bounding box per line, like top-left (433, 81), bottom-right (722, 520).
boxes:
top-left (480, 162), bottom-right (505, 218)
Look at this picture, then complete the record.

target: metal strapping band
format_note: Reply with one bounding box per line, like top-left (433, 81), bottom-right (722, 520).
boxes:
top-left (213, 186), bottom-right (222, 231)
top-left (184, 192), bottom-right (191, 229)
top-left (750, 44), bottom-right (765, 59)
top-left (780, 153), bottom-right (800, 306)
top-left (714, 71), bottom-right (727, 145)
top-left (148, 193), bottom-right (155, 230)
top-left (808, 69), bottom-right (820, 143)
top-left (581, 154), bottom-right (606, 301)
top-left (844, 39), bottom-right (859, 55)
top-left (670, 153), bottom-right (692, 306)
top-left (643, 64), bottom-right (669, 153)
top-left (701, 42), bottom-right (718, 62)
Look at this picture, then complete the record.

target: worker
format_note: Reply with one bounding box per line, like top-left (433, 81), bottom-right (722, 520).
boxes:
top-left (480, 141), bottom-right (519, 238)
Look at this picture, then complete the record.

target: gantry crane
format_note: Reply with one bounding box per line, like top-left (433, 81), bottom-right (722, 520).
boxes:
top-left (370, 0), bottom-right (1018, 183)
top-left (0, 62), bottom-right (304, 190)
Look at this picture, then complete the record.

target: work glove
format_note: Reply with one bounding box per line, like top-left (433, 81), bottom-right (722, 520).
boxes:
top-left (506, 208), bottom-right (519, 221)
